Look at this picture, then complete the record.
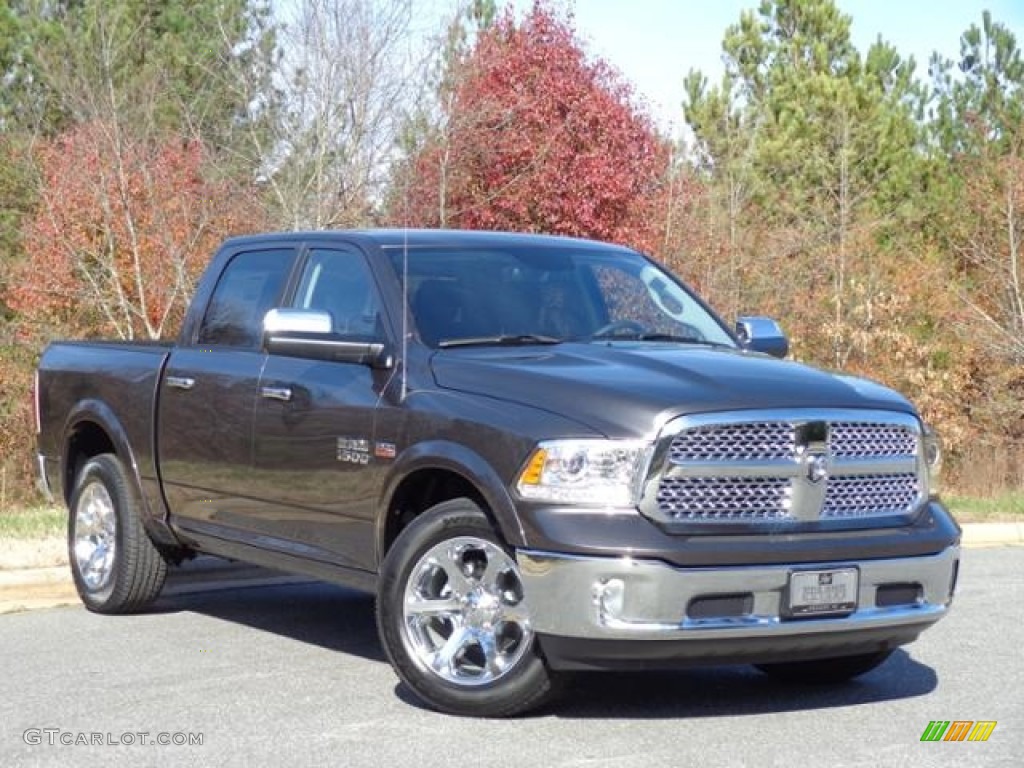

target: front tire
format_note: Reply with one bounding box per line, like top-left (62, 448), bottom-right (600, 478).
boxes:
top-left (376, 498), bottom-right (556, 717)
top-left (755, 650), bottom-right (894, 683)
top-left (68, 453), bottom-right (167, 613)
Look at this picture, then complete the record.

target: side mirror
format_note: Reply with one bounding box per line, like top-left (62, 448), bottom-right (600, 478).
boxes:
top-left (736, 316), bottom-right (789, 359)
top-left (262, 308), bottom-right (393, 368)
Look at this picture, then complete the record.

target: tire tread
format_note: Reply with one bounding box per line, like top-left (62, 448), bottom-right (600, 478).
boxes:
top-left (69, 453), bottom-right (167, 614)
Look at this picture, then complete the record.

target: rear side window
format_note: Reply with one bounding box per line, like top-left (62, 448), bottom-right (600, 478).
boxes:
top-left (197, 249), bottom-right (293, 348)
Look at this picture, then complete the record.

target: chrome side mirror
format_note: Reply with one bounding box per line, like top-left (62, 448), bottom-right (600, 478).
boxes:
top-left (263, 308), bottom-right (333, 336)
top-left (736, 316), bottom-right (789, 359)
top-left (262, 308), bottom-right (392, 368)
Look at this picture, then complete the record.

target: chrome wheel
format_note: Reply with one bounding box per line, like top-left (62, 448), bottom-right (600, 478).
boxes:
top-left (73, 480), bottom-right (117, 592)
top-left (402, 536), bottom-right (533, 687)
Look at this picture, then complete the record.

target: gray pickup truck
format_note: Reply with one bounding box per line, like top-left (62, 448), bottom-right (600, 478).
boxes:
top-left (35, 229), bottom-right (959, 716)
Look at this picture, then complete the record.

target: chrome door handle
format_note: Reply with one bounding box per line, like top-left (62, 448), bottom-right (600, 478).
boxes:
top-left (260, 386), bottom-right (293, 402)
top-left (165, 376), bottom-right (195, 391)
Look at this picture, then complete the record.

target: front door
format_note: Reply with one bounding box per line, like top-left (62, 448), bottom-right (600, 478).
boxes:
top-left (247, 246), bottom-right (398, 571)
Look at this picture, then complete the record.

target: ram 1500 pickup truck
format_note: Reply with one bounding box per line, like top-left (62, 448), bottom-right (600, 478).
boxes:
top-left (36, 229), bottom-right (959, 716)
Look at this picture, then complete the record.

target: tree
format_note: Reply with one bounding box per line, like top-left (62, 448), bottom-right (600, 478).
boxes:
top-left (929, 10), bottom-right (1024, 156)
top-left (8, 122), bottom-right (261, 340)
top-left (0, 0), bottom-right (275, 142)
top-left (953, 136), bottom-right (1024, 364)
top-left (929, 12), bottom-right (1024, 365)
top-left (683, 0), bottom-right (929, 367)
top-left (393, 1), bottom-right (668, 252)
top-left (221, 0), bottom-right (431, 230)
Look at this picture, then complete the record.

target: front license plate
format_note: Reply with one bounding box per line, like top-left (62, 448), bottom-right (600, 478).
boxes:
top-left (787, 568), bottom-right (858, 617)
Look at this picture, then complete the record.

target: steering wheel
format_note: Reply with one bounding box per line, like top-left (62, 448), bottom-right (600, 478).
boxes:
top-left (591, 319), bottom-right (647, 339)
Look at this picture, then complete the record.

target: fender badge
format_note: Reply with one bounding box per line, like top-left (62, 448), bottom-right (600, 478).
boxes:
top-left (374, 442), bottom-right (397, 459)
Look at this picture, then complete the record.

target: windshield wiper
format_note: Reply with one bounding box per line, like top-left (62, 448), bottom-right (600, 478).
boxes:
top-left (437, 334), bottom-right (563, 349)
top-left (638, 333), bottom-right (736, 348)
top-left (590, 332), bottom-right (734, 348)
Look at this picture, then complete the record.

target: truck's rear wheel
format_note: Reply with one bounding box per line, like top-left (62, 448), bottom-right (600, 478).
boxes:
top-left (755, 650), bottom-right (893, 683)
top-left (376, 498), bottom-right (556, 717)
top-left (68, 453), bottom-right (167, 613)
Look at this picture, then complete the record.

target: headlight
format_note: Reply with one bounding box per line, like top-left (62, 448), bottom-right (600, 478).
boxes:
top-left (923, 424), bottom-right (942, 495)
top-left (515, 439), bottom-right (651, 506)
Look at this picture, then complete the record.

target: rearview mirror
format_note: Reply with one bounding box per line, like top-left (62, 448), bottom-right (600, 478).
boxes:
top-left (262, 308), bottom-right (393, 368)
top-left (736, 316), bottom-right (789, 359)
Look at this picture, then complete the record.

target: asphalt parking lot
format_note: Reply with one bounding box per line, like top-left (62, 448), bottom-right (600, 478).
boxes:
top-left (1, 546), bottom-right (1020, 768)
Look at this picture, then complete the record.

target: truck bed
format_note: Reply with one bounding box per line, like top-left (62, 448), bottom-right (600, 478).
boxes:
top-left (36, 340), bottom-right (174, 506)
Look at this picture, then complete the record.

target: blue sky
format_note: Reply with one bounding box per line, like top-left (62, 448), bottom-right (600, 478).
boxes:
top-left (522, 0), bottom-right (1024, 131)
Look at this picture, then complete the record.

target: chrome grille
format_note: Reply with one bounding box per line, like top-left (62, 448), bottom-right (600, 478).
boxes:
top-left (829, 422), bottom-right (917, 458)
top-left (823, 474), bottom-right (920, 518)
top-left (657, 477), bottom-right (791, 521)
top-left (650, 410), bottom-right (925, 525)
top-left (668, 422), bottom-right (795, 462)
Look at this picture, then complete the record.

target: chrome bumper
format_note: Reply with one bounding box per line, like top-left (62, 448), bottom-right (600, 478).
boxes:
top-left (517, 546), bottom-right (959, 641)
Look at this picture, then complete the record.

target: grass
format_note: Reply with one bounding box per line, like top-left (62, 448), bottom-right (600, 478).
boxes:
top-left (0, 505), bottom-right (65, 540)
top-left (945, 491), bottom-right (1024, 523)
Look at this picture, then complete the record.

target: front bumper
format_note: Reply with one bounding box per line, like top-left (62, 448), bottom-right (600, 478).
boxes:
top-left (517, 545), bottom-right (959, 670)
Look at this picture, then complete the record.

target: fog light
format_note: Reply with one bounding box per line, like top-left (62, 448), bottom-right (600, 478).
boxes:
top-left (593, 578), bottom-right (625, 623)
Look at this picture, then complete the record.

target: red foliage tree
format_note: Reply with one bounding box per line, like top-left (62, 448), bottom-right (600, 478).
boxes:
top-left (8, 121), bottom-right (263, 340)
top-left (394, 1), bottom-right (669, 252)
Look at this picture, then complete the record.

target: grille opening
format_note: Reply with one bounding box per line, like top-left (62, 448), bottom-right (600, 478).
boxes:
top-left (828, 422), bottom-right (917, 458)
top-left (657, 476), bottom-right (791, 521)
top-left (822, 473), bottom-right (920, 518)
top-left (657, 415), bottom-right (923, 524)
top-left (686, 593), bottom-right (755, 620)
top-left (875, 583), bottom-right (923, 607)
top-left (670, 422), bottom-right (794, 462)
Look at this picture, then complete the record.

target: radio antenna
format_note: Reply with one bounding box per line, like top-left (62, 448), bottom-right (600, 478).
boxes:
top-left (400, 200), bottom-right (409, 402)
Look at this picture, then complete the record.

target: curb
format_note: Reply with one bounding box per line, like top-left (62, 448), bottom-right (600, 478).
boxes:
top-left (1, 523), bottom-right (1021, 615)
top-left (958, 521), bottom-right (1024, 548)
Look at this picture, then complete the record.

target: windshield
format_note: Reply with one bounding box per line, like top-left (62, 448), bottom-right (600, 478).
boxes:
top-left (385, 243), bottom-right (736, 350)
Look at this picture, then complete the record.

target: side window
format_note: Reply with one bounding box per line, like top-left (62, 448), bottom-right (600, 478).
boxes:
top-left (197, 249), bottom-right (293, 348)
top-left (293, 249), bottom-right (384, 339)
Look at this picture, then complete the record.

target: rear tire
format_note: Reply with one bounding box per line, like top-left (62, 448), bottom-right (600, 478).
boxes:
top-left (68, 453), bottom-right (167, 613)
top-left (755, 650), bottom-right (893, 683)
top-left (376, 498), bottom-right (557, 717)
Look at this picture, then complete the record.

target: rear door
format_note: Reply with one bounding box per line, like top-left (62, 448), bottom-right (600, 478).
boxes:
top-left (247, 244), bottom-right (397, 570)
top-left (158, 246), bottom-right (296, 538)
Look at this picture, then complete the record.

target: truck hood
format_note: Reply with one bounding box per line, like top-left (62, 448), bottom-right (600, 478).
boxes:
top-left (428, 342), bottom-right (916, 438)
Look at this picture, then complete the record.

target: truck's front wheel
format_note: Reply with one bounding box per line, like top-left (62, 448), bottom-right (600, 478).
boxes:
top-left (68, 453), bottom-right (167, 613)
top-left (376, 499), bottom-right (556, 717)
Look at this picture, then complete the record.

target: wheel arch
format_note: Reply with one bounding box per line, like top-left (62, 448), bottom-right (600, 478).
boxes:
top-left (376, 440), bottom-right (525, 564)
top-left (61, 400), bottom-right (180, 550)
top-left (62, 401), bottom-right (134, 504)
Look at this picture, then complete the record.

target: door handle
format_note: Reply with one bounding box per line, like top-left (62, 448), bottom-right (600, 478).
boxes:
top-left (260, 386), bottom-right (293, 402)
top-left (165, 376), bottom-right (195, 391)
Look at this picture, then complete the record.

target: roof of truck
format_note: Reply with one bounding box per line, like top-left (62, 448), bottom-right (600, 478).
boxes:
top-left (220, 228), bottom-right (633, 252)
